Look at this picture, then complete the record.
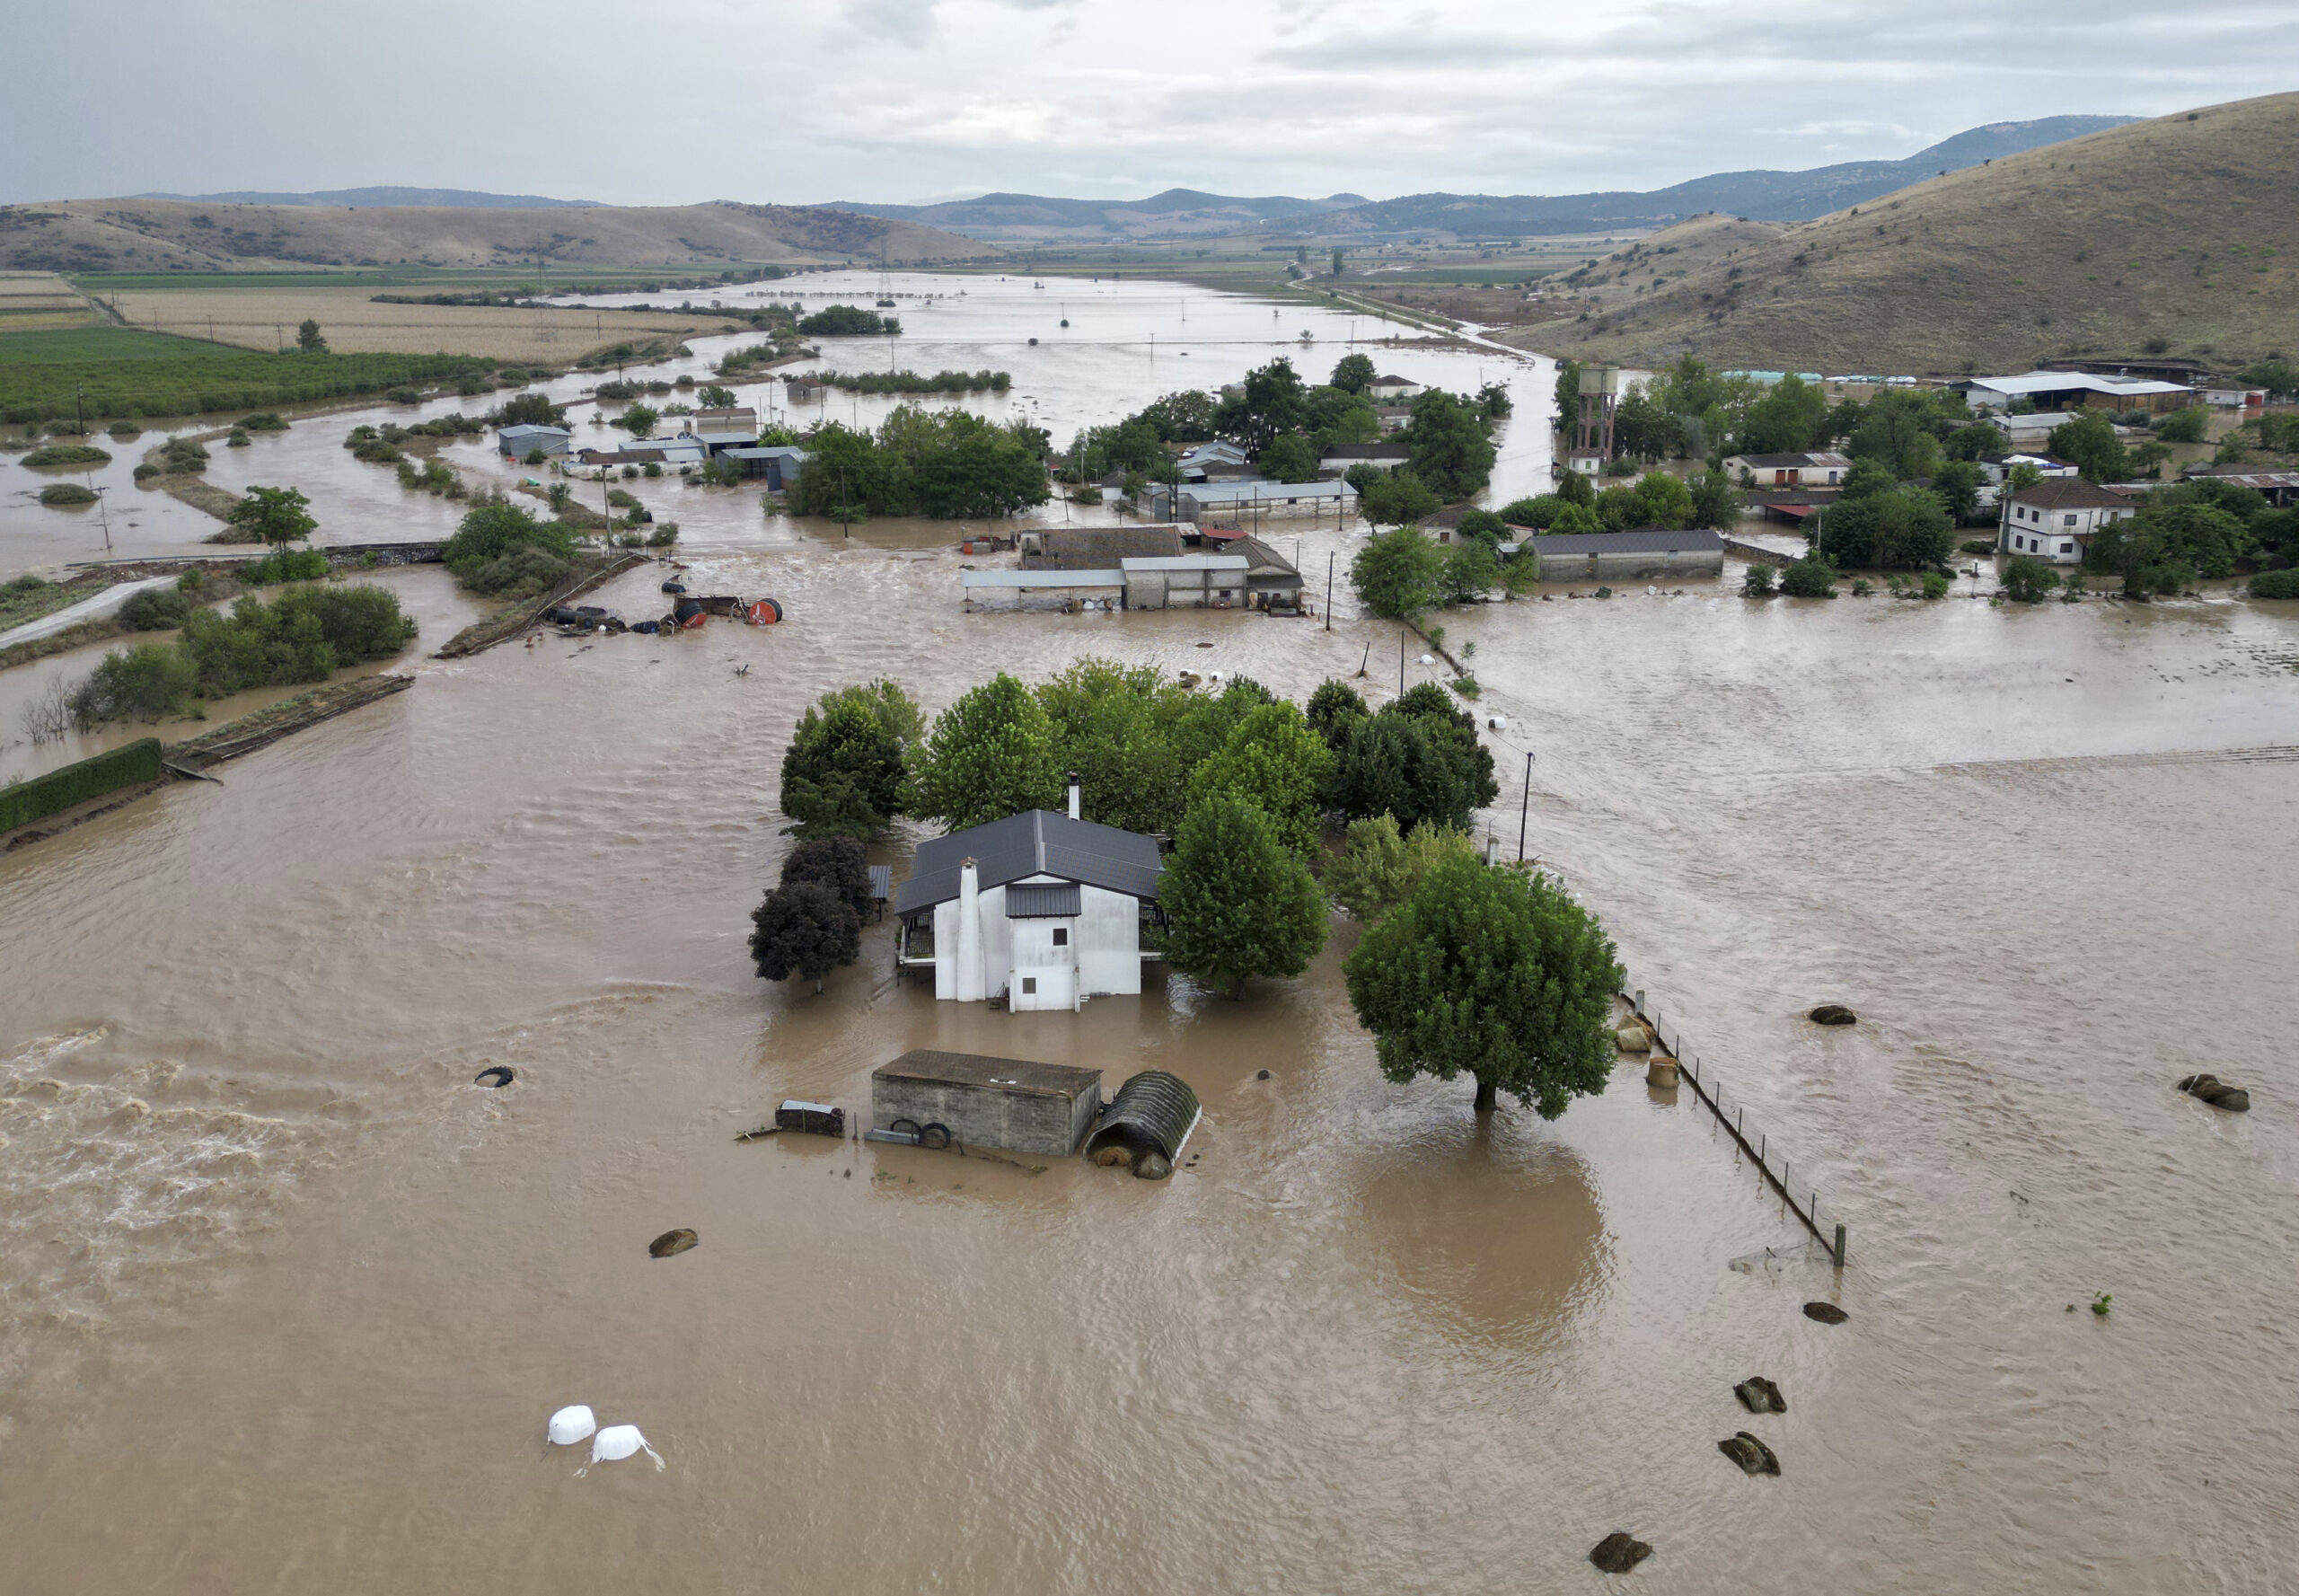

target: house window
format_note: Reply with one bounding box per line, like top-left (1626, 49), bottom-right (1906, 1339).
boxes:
top-left (1022, 977), bottom-right (1037, 995)
top-left (2064, 514), bottom-right (2077, 526)
top-left (1052, 928), bottom-right (1068, 947)
top-left (2060, 542), bottom-right (2074, 554)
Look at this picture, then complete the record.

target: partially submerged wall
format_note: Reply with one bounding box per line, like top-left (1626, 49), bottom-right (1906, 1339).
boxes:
top-left (0, 738), bottom-right (163, 833)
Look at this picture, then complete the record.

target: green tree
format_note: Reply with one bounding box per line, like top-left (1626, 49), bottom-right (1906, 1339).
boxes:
top-left (1351, 525), bottom-right (1444, 616)
top-left (748, 881), bottom-right (860, 993)
top-left (1780, 554), bottom-right (1837, 596)
top-left (1611, 387), bottom-right (1675, 461)
top-left (1323, 814), bottom-right (1477, 921)
top-left (2152, 407), bottom-right (2208, 444)
top-left (295, 318), bottom-right (328, 354)
top-left (1306, 678), bottom-right (1369, 745)
top-left (1343, 857), bottom-right (1623, 1115)
top-left (1943, 419), bottom-right (2008, 461)
top-left (1331, 247), bottom-right (1345, 278)
top-left (1189, 701), bottom-right (1334, 858)
top-left (780, 836), bottom-right (874, 920)
top-left (2048, 410), bottom-right (2129, 483)
top-left (1330, 353), bottom-right (1377, 394)
top-left (2001, 556), bottom-right (2061, 603)
top-left (226, 484), bottom-right (317, 550)
top-left (1740, 375), bottom-right (1825, 454)
top-left (1931, 460), bottom-right (1986, 525)
top-left (698, 384), bottom-right (738, 410)
top-left (781, 683), bottom-right (918, 837)
top-left (1438, 536), bottom-right (1498, 604)
top-left (1160, 793), bottom-right (1329, 998)
top-left (1849, 390), bottom-right (1942, 478)
top-left (1403, 389), bottom-right (1497, 499)
top-left (1554, 359), bottom-right (1583, 438)
top-left (1686, 469), bottom-right (1740, 530)
top-left (1361, 470), bottom-right (1441, 529)
top-left (1215, 357), bottom-right (1308, 455)
top-left (1329, 703), bottom-right (1495, 833)
top-left (617, 403), bottom-right (661, 438)
top-left (442, 494), bottom-right (575, 584)
top-left (494, 391), bottom-right (566, 428)
top-left (1035, 658), bottom-right (1188, 835)
top-left (911, 673), bottom-right (1064, 830)
top-left (1818, 485), bottom-right (1953, 569)
top-left (1259, 432), bottom-right (1319, 481)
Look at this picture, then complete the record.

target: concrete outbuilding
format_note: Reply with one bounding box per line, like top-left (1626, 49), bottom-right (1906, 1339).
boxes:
top-left (1499, 527), bottom-right (1726, 582)
top-left (871, 1050), bottom-right (1104, 1157)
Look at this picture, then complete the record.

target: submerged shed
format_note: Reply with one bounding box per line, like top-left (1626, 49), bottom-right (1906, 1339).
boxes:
top-left (1084, 1071), bottom-right (1202, 1163)
top-left (871, 1050), bottom-right (1104, 1157)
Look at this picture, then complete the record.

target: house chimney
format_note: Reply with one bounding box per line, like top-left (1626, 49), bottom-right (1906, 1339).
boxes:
top-left (1067, 772), bottom-right (1081, 822)
top-left (955, 857), bottom-right (984, 1004)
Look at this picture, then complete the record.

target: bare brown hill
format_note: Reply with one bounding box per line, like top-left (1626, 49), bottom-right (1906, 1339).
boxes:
top-left (0, 198), bottom-right (994, 273)
top-left (1507, 92), bottom-right (2299, 375)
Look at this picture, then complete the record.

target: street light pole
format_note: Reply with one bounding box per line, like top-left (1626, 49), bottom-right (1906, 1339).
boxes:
top-left (1518, 749), bottom-right (1534, 862)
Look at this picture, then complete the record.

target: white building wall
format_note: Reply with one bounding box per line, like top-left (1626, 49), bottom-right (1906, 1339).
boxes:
top-left (1078, 885), bottom-right (1142, 996)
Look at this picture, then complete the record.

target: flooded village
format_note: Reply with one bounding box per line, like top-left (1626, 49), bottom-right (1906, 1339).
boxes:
top-left (5, 125), bottom-right (2299, 1593)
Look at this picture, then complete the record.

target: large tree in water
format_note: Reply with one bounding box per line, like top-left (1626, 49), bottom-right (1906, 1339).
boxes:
top-left (1344, 857), bottom-right (1622, 1115)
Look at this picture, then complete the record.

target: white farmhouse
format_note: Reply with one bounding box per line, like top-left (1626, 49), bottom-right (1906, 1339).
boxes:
top-left (894, 784), bottom-right (1163, 1012)
top-left (1998, 479), bottom-right (2136, 564)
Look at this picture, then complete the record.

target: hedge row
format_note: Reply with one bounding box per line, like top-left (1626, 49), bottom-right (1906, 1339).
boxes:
top-left (0, 737), bottom-right (164, 832)
top-left (0, 353), bottom-right (498, 425)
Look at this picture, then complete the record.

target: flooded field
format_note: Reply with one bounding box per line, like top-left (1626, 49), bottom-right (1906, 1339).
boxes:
top-left (2, 276), bottom-right (2296, 1592)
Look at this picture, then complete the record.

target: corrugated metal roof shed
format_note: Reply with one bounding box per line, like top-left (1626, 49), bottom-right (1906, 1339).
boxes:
top-left (1523, 528), bottom-right (1727, 557)
top-left (1085, 1071), bottom-right (1202, 1162)
top-left (1006, 883), bottom-right (1082, 918)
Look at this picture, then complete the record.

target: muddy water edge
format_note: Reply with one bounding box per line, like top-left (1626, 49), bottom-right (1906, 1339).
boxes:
top-left (0, 276), bottom-right (2296, 1593)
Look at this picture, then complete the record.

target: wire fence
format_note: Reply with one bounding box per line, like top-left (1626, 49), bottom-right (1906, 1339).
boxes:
top-left (1628, 988), bottom-right (1848, 1266)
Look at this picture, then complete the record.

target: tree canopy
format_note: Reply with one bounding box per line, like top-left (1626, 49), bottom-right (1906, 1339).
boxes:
top-left (1402, 388), bottom-right (1497, 500)
top-left (1350, 525), bottom-right (1444, 617)
top-left (1159, 792), bottom-right (1328, 998)
top-left (749, 880), bottom-right (861, 992)
top-left (1343, 857), bottom-right (1623, 1115)
top-left (1188, 700), bottom-right (1334, 858)
top-left (910, 673), bottom-right (1065, 830)
top-left (226, 485), bottom-right (317, 550)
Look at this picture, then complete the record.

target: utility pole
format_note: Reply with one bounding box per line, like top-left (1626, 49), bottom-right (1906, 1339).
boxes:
top-left (1518, 749), bottom-right (1534, 861)
top-left (1398, 625), bottom-right (1406, 695)
top-left (1325, 551), bottom-right (1334, 630)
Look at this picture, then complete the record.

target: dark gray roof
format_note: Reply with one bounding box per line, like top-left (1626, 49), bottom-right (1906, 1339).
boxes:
top-left (1528, 528), bottom-right (1727, 556)
top-left (1319, 442), bottom-right (1410, 459)
top-left (1731, 452), bottom-right (1820, 469)
top-left (1232, 535), bottom-right (1300, 578)
top-left (1022, 525), bottom-right (1185, 570)
top-left (1006, 882), bottom-right (1081, 918)
top-left (1084, 1070), bottom-right (1202, 1160)
top-left (895, 809), bottom-right (1163, 914)
top-left (868, 864), bottom-right (891, 901)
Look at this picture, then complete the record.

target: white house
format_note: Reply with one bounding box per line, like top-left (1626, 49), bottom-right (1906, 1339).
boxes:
top-left (1366, 375), bottom-right (1424, 402)
top-left (1318, 441), bottom-right (1411, 476)
top-left (894, 787), bottom-right (1163, 1012)
top-left (1998, 479), bottom-right (2136, 564)
top-left (1956, 370), bottom-right (2195, 415)
top-left (1174, 440), bottom-right (1252, 482)
top-left (1721, 450), bottom-right (1853, 488)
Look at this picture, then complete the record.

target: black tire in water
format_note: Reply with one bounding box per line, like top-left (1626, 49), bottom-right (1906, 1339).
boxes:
top-left (918, 1123), bottom-right (952, 1151)
top-left (474, 1065), bottom-right (515, 1089)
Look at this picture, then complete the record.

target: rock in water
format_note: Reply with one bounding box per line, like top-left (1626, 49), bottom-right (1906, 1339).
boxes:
top-left (1133, 1151), bottom-right (1173, 1181)
top-left (1803, 1301), bottom-right (1849, 1325)
top-left (1589, 1532), bottom-right (1652, 1574)
top-left (1734, 1377), bottom-right (1787, 1415)
top-left (648, 1228), bottom-right (699, 1258)
top-left (2179, 1074), bottom-right (2251, 1112)
top-left (1809, 1004), bottom-right (1858, 1026)
top-left (1718, 1431), bottom-right (1782, 1476)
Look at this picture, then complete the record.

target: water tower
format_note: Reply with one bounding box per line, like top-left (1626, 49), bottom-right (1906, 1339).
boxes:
top-left (1567, 365), bottom-right (1618, 476)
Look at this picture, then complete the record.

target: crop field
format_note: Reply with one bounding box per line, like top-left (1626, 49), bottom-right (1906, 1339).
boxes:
top-left (0, 272), bottom-right (100, 331)
top-left (0, 326), bottom-right (496, 424)
top-left (76, 284), bottom-right (708, 362)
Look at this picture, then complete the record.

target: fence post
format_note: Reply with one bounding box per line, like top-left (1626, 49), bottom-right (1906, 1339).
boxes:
top-left (1832, 1221), bottom-right (1846, 1266)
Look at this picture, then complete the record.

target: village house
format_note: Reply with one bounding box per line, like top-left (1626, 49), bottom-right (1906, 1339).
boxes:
top-left (722, 445), bottom-right (808, 489)
top-left (1173, 441), bottom-right (1252, 482)
top-left (894, 782), bottom-right (1163, 1011)
top-left (690, 405), bottom-right (758, 437)
top-left (1019, 525), bottom-right (1186, 569)
top-left (1721, 450), bottom-right (1853, 488)
top-left (1146, 479), bottom-right (1357, 525)
top-left (1366, 375), bottom-right (1424, 402)
top-left (1496, 527), bottom-right (1726, 582)
top-left (1998, 479), bottom-right (2135, 563)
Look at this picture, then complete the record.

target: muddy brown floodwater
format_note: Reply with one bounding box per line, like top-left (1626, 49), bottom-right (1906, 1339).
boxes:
top-left (2, 277), bottom-right (2298, 1593)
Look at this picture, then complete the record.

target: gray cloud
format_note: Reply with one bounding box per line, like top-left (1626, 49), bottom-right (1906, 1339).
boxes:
top-left (1, 0), bottom-right (2293, 207)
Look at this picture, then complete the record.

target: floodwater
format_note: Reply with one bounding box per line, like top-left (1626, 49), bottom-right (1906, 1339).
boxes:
top-left (2, 277), bottom-right (2297, 1592)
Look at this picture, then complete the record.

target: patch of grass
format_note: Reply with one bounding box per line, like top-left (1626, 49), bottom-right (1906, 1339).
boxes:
top-left (38, 482), bottom-right (98, 506)
top-left (20, 442), bottom-right (111, 467)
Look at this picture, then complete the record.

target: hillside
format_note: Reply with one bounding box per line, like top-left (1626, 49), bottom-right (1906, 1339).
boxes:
top-left (829, 189), bottom-right (1367, 241)
top-left (137, 187), bottom-right (604, 209)
top-left (0, 198), bottom-right (994, 274)
top-left (1507, 93), bottom-right (2299, 375)
top-left (1319, 116), bottom-right (2132, 239)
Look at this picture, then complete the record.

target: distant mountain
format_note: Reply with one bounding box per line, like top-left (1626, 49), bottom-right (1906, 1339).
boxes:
top-left (1319, 117), bottom-right (2138, 238)
top-left (822, 119), bottom-right (2133, 244)
top-left (136, 186), bottom-right (603, 209)
top-left (825, 189), bottom-right (1369, 241)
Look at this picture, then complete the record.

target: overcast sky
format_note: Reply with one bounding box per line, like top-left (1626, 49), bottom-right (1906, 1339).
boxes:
top-left (4, 1), bottom-right (2293, 206)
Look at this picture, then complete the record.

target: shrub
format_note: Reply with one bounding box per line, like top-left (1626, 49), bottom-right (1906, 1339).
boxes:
top-left (68, 644), bottom-right (200, 723)
top-left (646, 521), bottom-right (680, 548)
top-left (467, 543), bottom-right (573, 599)
top-left (155, 437), bottom-right (209, 474)
top-left (2153, 407), bottom-right (2209, 444)
top-left (22, 443), bottom-right (111, 468)
top-left (1780, 556), bottom-right (1837, 598)
top-left (0, 738), bottom-right (164, 831)
top-left (1741, 562), bottom-right (1776, 596)
top-left (642, 461), bottom-right (663, 478)
top-left (119, 586), bottom-right (194, 630)
top-left (225, 428), bottom-right (251, 447)
top-left (1850, 578), bottom-right (1872, 596)
top-left (2250, 568), bottom-right (2299, 599)
top-left (107, 422), bottom-right (142, 442)
top-left (38, 483), bottom-right (99, 506)
top-left (524, 447), bottom-right (547, 466)
top-left (1921, 570), bottom-right (1951, 599)
top-left (241, 547), bottom-right (330, 585)
top-left (1450, 676), bottom-right (1480, 698)
top-left (239, 412), bottom-right (289, 432)
top-left (443, 496), bottom-right (576, 586)
top-left (1960, 538), bottom-right (1997, 556)
top-left (2002, 556), bottom-right (2061, 603)
top-left (385, 387), bottom-right (424, 404)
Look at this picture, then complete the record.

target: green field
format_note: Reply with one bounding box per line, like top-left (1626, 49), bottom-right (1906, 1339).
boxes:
top-left (0, 325), bottom-right (245, 366)
top-left (0, 325), bottom-right (494, 424)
